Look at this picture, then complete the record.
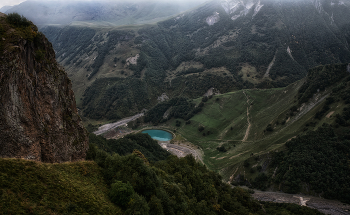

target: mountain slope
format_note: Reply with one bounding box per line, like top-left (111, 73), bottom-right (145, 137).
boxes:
top-left (0, 13), bottom-right (88, 162)
top-left (0, 154), bottom-right (323, 214)
top-left (149, 63), bottom-right (349, 179)
top-left (42, 0), bottom-right (350, 121)
top-left (226, 63), bottom-right (350, 203)
top-left (0, 159), bottom-right (121, 214)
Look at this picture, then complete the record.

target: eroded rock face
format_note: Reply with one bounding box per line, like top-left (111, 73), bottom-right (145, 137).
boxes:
top-left (0, 15), bottom-right (88, 162)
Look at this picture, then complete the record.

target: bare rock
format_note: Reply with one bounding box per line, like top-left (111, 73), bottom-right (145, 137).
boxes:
top-left (0, 17), bottom-right (88, 163)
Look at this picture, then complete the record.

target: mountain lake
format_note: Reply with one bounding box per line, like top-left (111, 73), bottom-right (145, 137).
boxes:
top-left (141, 129), bottom-right (173, 141)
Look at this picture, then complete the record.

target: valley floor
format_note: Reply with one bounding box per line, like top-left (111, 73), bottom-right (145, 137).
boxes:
top-left (93, 113), bottom-right (144, 135)
top-left (251, 190), bottom-right (350, 215)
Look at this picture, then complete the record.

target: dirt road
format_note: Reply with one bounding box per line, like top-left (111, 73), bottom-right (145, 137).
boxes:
top-left (242, 91), bottom-right (252, 142)
top-left (93, 113), bottom-right (144, 135)
top-left (159, 142), bottom-right (202, 161)
top-left (252, 190), bottom-right (350, 215)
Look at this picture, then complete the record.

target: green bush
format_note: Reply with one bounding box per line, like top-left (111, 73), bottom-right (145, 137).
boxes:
top-left (6, 13), bottom-right (31, 27)
top-left (35, 49), bottom-right (45, 61)
top-left (125, 193), bottom-right (150, 215)
top-left (109, 181), bottom-right (134, 207)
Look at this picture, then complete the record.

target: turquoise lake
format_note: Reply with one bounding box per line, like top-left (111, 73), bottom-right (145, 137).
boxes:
top-left (141, 130), bottom-right (173, 141)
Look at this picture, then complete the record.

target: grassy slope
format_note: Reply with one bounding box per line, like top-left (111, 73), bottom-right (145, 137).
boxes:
top-left (174, 78), bottom-right (343, 180)
top-left (0, 159), bottom-right (121, 215)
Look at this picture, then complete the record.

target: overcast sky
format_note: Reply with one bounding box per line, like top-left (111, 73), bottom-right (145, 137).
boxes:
top-left (0, 0), bottom-right (25, 9)
top-left (0, 0), bottom-right (208, 10)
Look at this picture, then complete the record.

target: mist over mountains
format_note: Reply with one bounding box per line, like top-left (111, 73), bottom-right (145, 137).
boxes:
top-left (37, 0), bottom-right (350, 121)
top-left (1, 0), bottom-right (206, 27)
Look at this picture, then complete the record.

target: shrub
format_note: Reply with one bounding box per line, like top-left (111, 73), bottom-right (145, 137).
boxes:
top-left (266, 124), bottom-right (273, 132)
top-left (6, 13), bottom-right (31, 27)
top-left (109, 181), bottom-right (135, 207)
top-left (257, 165), bottom-right (262, 172)
top-left (216, 146), bottom-right (227, 152)
top-left (198, 126), bottom-right (204, 132)
top-left (243, 160), bottom-right (250, 167)
top-left (35, 49), bottom-right (45, 61)
top-left (250, 168), bottom-right (256, 174)
top-left (125, 193), bottom-right (149, 215)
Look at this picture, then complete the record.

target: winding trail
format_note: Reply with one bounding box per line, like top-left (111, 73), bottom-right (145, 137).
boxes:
top-left (242, 91), bottom-right (251, 142)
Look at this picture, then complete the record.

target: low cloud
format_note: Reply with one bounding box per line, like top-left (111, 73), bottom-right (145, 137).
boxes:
top-left (1, 0), bottom-right (208, 10)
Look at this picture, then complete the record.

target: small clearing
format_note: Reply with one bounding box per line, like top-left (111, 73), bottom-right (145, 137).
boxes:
top-left (125, 54), bottom-right (139, 66)
top-left (326, 111), bottom-right (335, 118)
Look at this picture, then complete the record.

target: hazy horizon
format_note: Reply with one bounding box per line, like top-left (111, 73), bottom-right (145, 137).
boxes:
top-left (0, 0), bottom-right (208, 10)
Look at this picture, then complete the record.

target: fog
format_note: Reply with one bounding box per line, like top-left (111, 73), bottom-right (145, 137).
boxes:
top-left (0, 0), bottom-right (208, 10)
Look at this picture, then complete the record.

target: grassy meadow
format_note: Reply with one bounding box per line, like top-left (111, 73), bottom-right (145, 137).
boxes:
top-left (0, 159), bottom-right (121, 215)
top-left (169, 79), bottom-right (341, 180)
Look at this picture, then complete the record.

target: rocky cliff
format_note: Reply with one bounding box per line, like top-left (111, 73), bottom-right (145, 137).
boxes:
top-left (0, 13), bottom-right (88, 162)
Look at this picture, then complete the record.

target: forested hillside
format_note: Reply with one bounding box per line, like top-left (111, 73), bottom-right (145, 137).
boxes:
top-left (233, 63), bottom-right (350, 204)
top-left (84, 142), bottom-right (323, 214)
top-left (0, 132), bottom-right (323, 214)
top-left (88, 133), bottom-right (171, 162)
top-left (41, 0), bottom-right (350, 121)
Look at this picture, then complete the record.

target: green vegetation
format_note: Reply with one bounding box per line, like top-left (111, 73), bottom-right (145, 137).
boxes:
top-left (0, 13), bottom-right (39, 54)
top-left (87, 145), bottom-right (322, 214)
top-left (6, 13), bottom-right (31, 27)
top-left (0, 151), bottom-right (322, 215)
top-left (298, 64), bottom-right (349, 104)
top-left (144, 97), bottom-right (202, 124)
top-left (109, 181), bottom-right (134, 207)
top-left (83, 78), bottom-right (150, 120)
top-left (40, 0), bottom-right (350, 120)
top-left (88, 133), bottom-right (171, 162)
top-left (0, 159), bottom-right (121, 214)
top-left (235, 64), bottom-right (350, 203)
top-left (175, 81), bottom-right (303, 173)
top-left (272, 125), bottom-right (350, 203)
top-left (89, 30), bottom-right (135, 80)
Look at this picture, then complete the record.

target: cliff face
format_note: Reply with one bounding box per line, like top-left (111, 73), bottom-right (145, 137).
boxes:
top-left (0, 13), bottom-right (88, 162)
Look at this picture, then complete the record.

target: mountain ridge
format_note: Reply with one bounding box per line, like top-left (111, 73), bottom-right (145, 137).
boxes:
top-left (41, 0), bottom-right (350, 121)
top-left (3, 0), bottom-right (207, 27)
top-left (0, 12), bottom-right (88, 162)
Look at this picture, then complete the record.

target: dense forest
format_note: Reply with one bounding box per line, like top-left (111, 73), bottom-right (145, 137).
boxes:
top-left (144, 97), bottom-right (203, 124)
top-left (82, 77), bottom-right (151, 120)
top-left (246, 64), bottom-right (350, 203)
top-left (271, 125), bottom-right (350, 203)
top-left (88, 133), bottom-right (170, 162)
top-left (85, 136), bottom-right (323, 215)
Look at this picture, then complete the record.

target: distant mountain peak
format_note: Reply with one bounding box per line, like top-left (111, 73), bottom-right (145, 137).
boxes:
top-left (311, 0), bottom-right (323, 13)
top-left (221, 0), bottom-right (263, 21)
